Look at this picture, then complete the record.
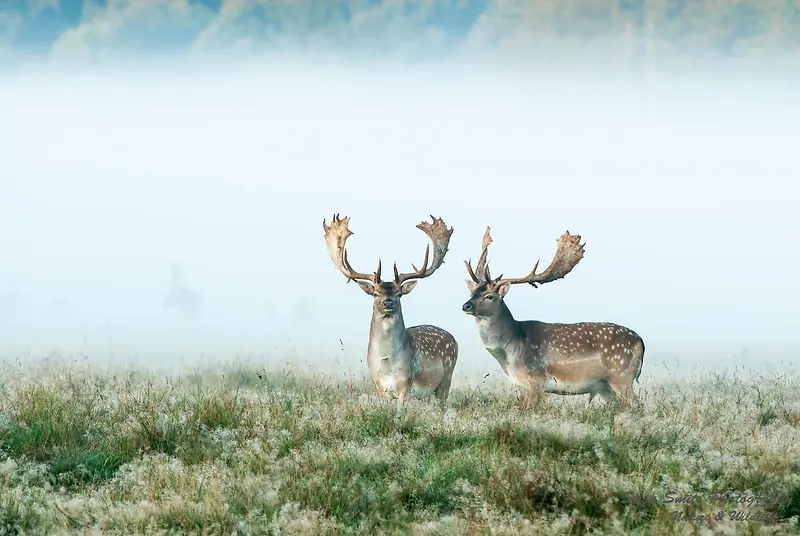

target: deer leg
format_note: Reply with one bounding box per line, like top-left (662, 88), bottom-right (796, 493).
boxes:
top-left (396, 381), bottom-right (410, 406)
top-left (620, 384), bottom-right (643, 409)
top-left (588, 379), bottom-right (613, 406)
top-left (607, 379), bottom-right (637, 408)
top-left (522, 377), bottom-right (546, 410)
top-left (372, 379), bottom-right (386, 400)
top-left (624, 356), bottom-right (645, 409)
top-left (598, 389), bottom-right (617, 403)
top-left (433, 374), bottom-right (453, 408)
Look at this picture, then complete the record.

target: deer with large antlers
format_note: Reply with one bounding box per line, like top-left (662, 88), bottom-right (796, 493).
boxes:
top-left (462, 228), bottom-right (645, 405)
top-left (323, 214), bottom-right (459, 406)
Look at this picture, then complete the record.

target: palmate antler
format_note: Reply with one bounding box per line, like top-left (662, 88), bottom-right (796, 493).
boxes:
top-left (499, 231), bottom-right (586, 288)
top-left (323, 214), bottom-right (454, 286)
top-left (322, 213), bottom-right (379, 284)
top-left (393, 215), bottom-right (454, 285)
top-left (465, 227), bottom-right (586, 288)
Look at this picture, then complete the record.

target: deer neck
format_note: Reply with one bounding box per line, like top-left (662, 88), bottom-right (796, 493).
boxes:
top-left (367, 303), bottom-right (413, 368)
top-left (474, 301), bottom-right (522, 370)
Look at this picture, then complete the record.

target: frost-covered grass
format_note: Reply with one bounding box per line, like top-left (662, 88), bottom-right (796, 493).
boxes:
top-left (0, 357), bottom-right (799, 535)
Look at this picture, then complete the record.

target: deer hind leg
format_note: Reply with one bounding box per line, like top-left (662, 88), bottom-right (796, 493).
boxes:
top-left (606, 376), bottom-right (638, 408)
top-left (599, 388), bottom-right (619, 404)
top-left (433, 373), bottom-right (453, 408)
top-left (588, 390), bottom-right (611, 406)
top-left (624, 351), bottom-right (645, 408)
top-left (587, 381), bottom-right (611, 406)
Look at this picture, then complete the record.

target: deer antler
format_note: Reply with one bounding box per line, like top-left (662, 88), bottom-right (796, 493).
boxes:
top-left (394, 215), bottom-right (454, 286)
top-left (465, 227), bottom-right (493, 284)
top-left (322, 214), bottom-right (380, 283)
top-left (497, 231), bottom-right (586, 288)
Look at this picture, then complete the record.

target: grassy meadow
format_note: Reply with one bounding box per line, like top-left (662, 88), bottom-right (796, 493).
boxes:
top-left (0, 356), bottom-right (798, 535)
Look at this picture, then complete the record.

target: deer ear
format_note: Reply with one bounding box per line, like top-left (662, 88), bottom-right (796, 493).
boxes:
top-left (399, 280), bottom-right (419, 295)
top-left (355, 280), bottom-right (375, 295)
top-left (465, 279), bottom-right (479, 293)
top-left (497, 281), bottom-right (511, 297)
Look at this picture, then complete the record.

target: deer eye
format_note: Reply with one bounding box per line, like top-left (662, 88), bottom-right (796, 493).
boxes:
top-left (484, 294), bottom-right (494, 300)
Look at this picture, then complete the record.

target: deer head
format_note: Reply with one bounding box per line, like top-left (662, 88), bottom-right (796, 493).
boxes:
top-left (461, 227), bottom-right (586, 318)
top-left (323, 214), bottom-right (454, 317)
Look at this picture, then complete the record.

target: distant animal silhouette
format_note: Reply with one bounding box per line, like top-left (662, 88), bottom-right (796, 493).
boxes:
top-left (163, 262), bottom-right (204, 321)
top-left (292, 296), bottom-right (318, 330)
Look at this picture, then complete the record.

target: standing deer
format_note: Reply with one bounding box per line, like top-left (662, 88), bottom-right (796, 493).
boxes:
top-left (323, 214), bottom-right (459, 406)
top-left (461, 228), bottom-right (645, 405)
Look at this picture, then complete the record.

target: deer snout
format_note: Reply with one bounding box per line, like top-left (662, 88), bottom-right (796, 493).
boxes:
top-left (382, 299), bottom-right (395, 309)
top-left (462, 301), bottom-right (474, 312)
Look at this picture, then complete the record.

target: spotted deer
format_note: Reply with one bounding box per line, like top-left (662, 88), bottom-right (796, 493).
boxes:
top-left (461, 228), bottom-right (645, 405)
top-left (323, 214), bottom-right (460, 406)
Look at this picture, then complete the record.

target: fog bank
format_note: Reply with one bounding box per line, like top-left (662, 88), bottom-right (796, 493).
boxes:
top-left (1, 65), bottom-right (797, 382)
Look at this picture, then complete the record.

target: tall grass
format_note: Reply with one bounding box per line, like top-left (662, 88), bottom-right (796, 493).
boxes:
top-left (0, 357), bottom-right (798, 535)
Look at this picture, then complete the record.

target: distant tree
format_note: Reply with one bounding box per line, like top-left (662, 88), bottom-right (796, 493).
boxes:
top-left (465, 0), bottom-right (799, 75)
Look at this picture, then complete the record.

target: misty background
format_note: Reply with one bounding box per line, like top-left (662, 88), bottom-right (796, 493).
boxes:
top-left (0, 0), bottom-right (798, 383)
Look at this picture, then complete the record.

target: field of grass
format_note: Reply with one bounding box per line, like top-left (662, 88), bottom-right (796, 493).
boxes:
top-left (0, 357), bottom-right (798, 535)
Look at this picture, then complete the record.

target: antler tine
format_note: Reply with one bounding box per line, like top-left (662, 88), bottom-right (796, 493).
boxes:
top-left (394, 244), bottom-right (430, 285)
top-left (498, 231), bottom-right (586, 288)
top-left (464, 226), bottom-right (493, 284)
top-left (395, 216), bottom-right (453, 285)
top-left (464, 259), bottom-right (481, 283)
top-left (474, 227), bottom-right (493, 278)
top-left (322, 214), bottom-right (379, 283)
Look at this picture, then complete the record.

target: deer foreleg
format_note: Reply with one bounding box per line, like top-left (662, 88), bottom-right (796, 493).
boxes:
top-left (521, 377), bottom-right (545, 410)
top-left (397, 382), bottom-right (410, 406)
top-left (372, 378), bottom-right (387, 400)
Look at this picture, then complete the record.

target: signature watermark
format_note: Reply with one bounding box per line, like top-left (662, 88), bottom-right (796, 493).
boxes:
top-left (671, 510), bottom-right (778, 523)
top-left (619, 490), bottom-right (786, 523)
